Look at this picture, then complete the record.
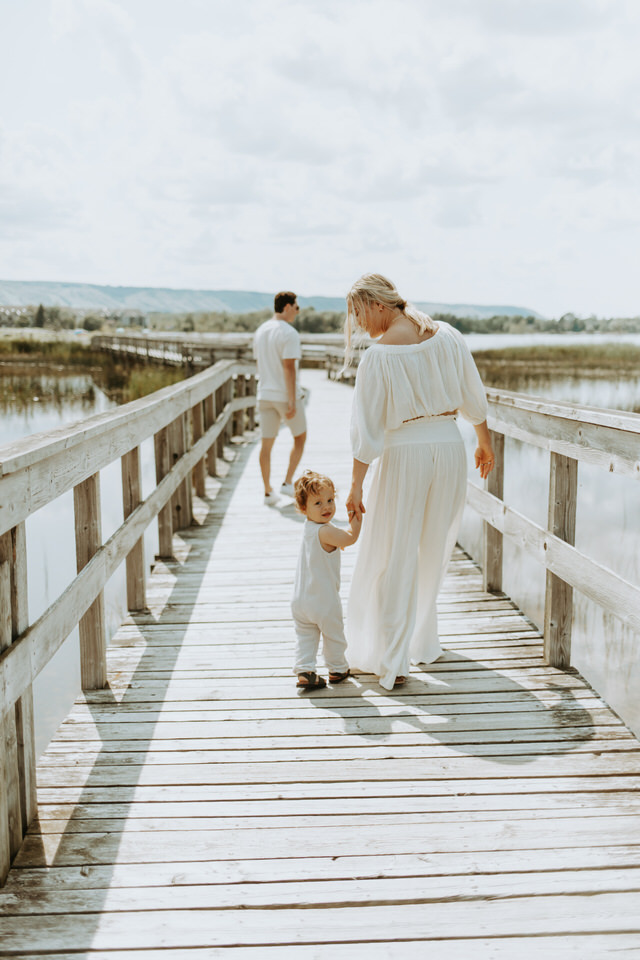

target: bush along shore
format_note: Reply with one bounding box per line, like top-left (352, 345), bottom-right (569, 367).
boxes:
top-left (0, 338), bottom-right (185, 405)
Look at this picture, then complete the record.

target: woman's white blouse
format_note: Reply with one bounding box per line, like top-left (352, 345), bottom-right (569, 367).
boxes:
top-left (350, 322), bottom-right (489, 464)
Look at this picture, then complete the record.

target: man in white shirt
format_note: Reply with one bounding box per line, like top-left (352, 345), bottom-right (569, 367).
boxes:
top-left (253, 291), bottom-right (307, 505)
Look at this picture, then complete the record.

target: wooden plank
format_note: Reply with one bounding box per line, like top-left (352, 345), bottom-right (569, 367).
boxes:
top-left (5, 936), bottom-right (640, 960)
top-left (74, 473), bottom-right (107, 690)
top-left (1, 893), bottom-right (640, 949)
top-left (153, 425), bottom-right (173, 558)
top-left (191, 400), bottom-right (206, 497)
top-left (544, 451), bottom-right (577, 667)
top-left (483, 429), bottom-right (504, 592)
top-left (5, 867), bottom-right (640, 914)
top-left (121, 446), bottom-right (145, 612)
top-left (203, 392), bottom-right (217, 477)
top-left (486, 388), bottom-right (640, 477)
top-left (13, 816), bottom-right (640, 865)
top-left (168, 415), bottom-right (189, 531)
top-left (31, 753), bottom-right (640, 789)
top-left (11, 522), bottom-right (37, 832)
top-left (0, 557), bottom-right (13, 883)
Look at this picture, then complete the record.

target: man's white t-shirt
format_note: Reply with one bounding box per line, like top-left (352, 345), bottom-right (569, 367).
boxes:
top-left (253, 318), bottom-right (303, 402)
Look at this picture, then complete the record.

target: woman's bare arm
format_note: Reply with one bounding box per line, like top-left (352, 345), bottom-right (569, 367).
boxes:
top-left (346, 459), bottom-right (369, 521)
top-left (473, 420), bottom-right (495, 480)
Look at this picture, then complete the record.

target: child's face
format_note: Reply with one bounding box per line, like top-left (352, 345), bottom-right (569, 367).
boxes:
top-left (305, 484), bottom-right (336, 524)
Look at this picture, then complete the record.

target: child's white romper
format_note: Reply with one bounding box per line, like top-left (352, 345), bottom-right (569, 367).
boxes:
top-left (291, 519), bottom-right (349, 675)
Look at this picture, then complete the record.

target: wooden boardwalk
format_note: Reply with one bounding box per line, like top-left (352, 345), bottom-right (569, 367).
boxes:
top-left (1, 369), bottom-right (640, 958)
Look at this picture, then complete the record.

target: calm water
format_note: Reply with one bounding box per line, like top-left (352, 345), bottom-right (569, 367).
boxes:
top-left (2, 336), bottom-right (639, 752)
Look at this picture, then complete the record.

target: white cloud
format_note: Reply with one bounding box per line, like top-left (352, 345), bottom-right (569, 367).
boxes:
top-left (0, 0), bottom-right (639, 315)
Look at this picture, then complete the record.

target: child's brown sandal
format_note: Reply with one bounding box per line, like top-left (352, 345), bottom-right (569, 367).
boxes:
top-left (328, 669), bottom-right (351, 684)
top-left (296, 671), bottom-right (327, 690)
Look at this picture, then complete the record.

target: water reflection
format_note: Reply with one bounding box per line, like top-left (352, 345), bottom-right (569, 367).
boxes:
top-left (0, 368), bottom-right (97, 414)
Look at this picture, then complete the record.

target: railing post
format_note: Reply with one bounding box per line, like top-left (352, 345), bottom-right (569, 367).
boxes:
top-left (154, 426), bottom-right (173, 559)
top-left (11, 523), bottom-right (36, 834)
top-left (247, 374), bottom-right (256, 431)
top-left (544, 452), bottom-right (578, 668)
top-left (224, 379), bottom-right (233, 445)
top-left (0, 549), bottom-right (21, 882)
top-left (483, 430), bottom-right (505, 594)
top-left (74, 473), bottom-right (107, 690)
top-left (216, 386), bottom-right (225, 459)
top-left (204, 393), bottom-right (217, 477)
top-left (183, 411), bottom-right (194, 522)
top-left (191, 401), bottom-right (207, 497)
top-left (168, 415), bottom-right (192, 531)
top-left (121, 447), bottom-right (146, 612)
top-left (233, 375), bottom-right (246, 436)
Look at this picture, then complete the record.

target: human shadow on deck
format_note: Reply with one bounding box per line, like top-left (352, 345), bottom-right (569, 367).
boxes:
top-left (303, 655), bottom-right (598, 766)
top-left (19, 436), bottom-right (256, 956)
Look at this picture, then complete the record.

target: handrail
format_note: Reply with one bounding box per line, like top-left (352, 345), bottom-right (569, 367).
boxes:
top-left (0, 358), bottom-right (257, 883)
top-left (91, 333), bottom-right (334, 369)
top-left (476, 388), bottom-right (640, 668)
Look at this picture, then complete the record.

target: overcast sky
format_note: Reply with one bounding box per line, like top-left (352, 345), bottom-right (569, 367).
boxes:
top-left (1, 0), bottom-right (639, 317)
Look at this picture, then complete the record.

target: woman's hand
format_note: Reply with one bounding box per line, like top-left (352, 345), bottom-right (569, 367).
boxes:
top-left (346, 485), bottom-right (366, 522)
top-left (474, 444), bottom-right (495, 480)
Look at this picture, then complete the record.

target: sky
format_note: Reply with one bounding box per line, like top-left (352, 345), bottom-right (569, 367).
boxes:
top-left (1, 0), bottom-right (639, 317)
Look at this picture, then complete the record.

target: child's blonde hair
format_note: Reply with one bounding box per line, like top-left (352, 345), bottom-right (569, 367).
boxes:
top-left (294, 470), bottom-right (335, 513)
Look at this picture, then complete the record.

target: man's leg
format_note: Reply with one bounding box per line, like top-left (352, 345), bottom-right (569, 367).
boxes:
top-left (284, 431), bottom-right (306, 486)
top-left (259, 437), bottom-right (276, 495)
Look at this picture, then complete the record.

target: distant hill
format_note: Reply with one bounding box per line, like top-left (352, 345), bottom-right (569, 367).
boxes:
top-left (0, 280), bottom-right (543, 320)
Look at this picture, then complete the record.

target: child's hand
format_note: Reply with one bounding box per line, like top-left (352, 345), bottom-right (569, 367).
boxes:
top-left (348, 509), bottom-right (362, 533)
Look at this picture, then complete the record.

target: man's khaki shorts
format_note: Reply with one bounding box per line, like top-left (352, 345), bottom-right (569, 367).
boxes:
top-left (258, 397), bottom-right (307, 439)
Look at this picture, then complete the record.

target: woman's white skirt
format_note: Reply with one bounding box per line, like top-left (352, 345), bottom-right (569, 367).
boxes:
top-left (346, 417), bottom-right (467, 690)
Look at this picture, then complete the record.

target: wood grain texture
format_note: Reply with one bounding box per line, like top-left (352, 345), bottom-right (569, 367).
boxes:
top-left (74, 473), bottom-right (107, 690)
top-left (544, 451), bottom-right (578, 667)
top-left (483, 430), bottom-right (504, 593)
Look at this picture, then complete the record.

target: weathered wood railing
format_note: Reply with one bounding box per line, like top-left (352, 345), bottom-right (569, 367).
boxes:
top-left (92, 334), bottom-right (334, 370)
top-left (470, 390), bottom-right (640, 667)
top-left (0, 359), bottom-right (256, 884)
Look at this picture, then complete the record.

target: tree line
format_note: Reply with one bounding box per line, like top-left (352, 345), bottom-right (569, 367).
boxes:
top-left (1, 303), bottom-right (639, 335)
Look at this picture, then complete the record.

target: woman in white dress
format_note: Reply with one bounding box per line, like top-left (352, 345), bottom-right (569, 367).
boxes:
top-left (345, 274), bottom-right (495, 690)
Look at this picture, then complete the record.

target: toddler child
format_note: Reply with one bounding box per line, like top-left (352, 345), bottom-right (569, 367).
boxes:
top-left (292, 470), bottom-right (362, 690)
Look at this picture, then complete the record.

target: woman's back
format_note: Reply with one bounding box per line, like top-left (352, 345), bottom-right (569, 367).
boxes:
top-left (350, 322), bottom-right (488, 464)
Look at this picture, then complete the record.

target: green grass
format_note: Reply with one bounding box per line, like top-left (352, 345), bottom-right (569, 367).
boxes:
top-left (0, 339), bottom-right (186, 403)
top-left (473, 343), bottom-right (640, 368)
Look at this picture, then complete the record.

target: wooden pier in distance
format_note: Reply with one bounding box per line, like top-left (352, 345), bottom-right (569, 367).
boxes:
top-left (1, 367), bottom-right (640, 956)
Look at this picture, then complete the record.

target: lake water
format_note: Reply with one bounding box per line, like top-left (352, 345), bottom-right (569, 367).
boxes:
top-left (2, 335), bottom-right (639, 752)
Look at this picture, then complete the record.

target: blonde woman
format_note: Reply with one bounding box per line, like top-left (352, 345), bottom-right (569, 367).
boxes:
top-left (345, 274), bottom-right (495, 690)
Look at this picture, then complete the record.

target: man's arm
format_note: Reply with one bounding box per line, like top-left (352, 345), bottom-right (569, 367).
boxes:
top-left (282, 358), bottom-right (297, 419)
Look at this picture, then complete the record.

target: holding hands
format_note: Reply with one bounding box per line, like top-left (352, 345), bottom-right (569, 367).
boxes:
top-left (346, 485), bottom-right (366, 523)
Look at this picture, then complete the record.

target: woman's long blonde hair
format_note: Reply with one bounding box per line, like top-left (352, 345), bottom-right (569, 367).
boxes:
top-left (344, 273), bottom-right (436, 365)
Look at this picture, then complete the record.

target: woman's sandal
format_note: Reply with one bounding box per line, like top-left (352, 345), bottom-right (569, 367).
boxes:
top-left (328, 669), bottom-right (351, 684)
top-left (296, 671), bottom-right (327, 690)
top-left (393, 675), bottom-right (407, 687)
